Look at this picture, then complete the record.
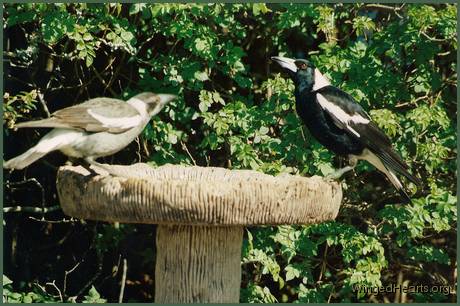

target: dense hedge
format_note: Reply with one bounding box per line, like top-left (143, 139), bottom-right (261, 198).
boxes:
top-left (3, 3), bottom-right (456, 303)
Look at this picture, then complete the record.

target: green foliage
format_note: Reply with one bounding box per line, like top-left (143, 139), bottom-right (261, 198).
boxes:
top-left (3, 3), bottom-right (456, 303)
top-left (407, 245), bottom-right (450, 265)
top-left (242, 222), bottom-right (388, 301)
top-left (82, 286), bottom-right (107, 303)
top-left (3, 275), bottom-right (58, 303)
top-left (379, 188), bottom-right (456, 246)
top-left (3, 90), bottom-right (38, 129)
top-left (3, 275), bottom-right (107, 303)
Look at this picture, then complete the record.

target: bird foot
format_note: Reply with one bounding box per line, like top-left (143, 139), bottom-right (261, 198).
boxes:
top-left (84, 159), bottom-right (133, 178)
top-left (87, 164), bottom-right (110, 176)
top-left (325, 165), bottom-right (354, 180)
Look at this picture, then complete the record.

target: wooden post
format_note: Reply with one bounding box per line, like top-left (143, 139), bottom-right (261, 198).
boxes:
top-left (155, 225), bottom-right (243, 303)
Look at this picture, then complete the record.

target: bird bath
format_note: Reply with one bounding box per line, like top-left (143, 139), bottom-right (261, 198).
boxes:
top-left (56, 163), bottom-right (342, 303)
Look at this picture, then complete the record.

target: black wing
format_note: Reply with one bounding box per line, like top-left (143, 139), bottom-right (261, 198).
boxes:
top-left (315, 85), bottom-right (420, 186)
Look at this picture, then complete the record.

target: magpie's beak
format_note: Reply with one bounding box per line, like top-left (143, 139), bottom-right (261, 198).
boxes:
top-left (271, 56), bottom-right (297, 73)
top-left (146, 94), bottom-right (177, 116)
top-left (157, 94), bottom-right (177, 106)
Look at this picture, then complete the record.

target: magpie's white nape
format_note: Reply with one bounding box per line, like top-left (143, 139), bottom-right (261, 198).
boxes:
top-left (271, 55), bottom-right (421, 201)
top-left (3, 92), bottom-right (176, 172)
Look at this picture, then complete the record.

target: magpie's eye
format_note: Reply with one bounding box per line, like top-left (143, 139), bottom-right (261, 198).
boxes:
top-left (296, 62), bottom-right (308, 70)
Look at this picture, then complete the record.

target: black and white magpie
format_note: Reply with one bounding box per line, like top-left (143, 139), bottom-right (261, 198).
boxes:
top-left (271, 56), bottom-right (421, 201)
top-left (4, 92), bottom-right (176, 171)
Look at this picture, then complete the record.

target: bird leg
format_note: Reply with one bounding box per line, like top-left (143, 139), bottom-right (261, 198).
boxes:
top-left (83, 157), bottom-right (112, 176)
top-left (63, 157), bottom-right (99, 176)
top-left (326, 155), bottom-right (358, 179)
top-left (84, 157), bottom-right (132, 178)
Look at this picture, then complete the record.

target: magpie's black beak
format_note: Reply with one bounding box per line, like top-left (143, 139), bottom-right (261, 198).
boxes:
top-left (271, 56), bottom-right (297, 73)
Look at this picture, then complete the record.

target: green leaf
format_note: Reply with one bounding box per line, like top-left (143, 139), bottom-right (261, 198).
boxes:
top-left (83, 286), bottom-right (106, 303)
top-left (259, 126), bottom-right (269, 135)
top-left (76, 42), bottom-right (86, 50)
top-left (252, 3), bottom-right (271, 16)
top-left (3, 275), bottom-right (13, 286)
top-left (285, 264), bottom-right (301, 281)
top-left (194, 71), bottom-right (209, 82)
top-left (195, 38), bottom-right (208, 52)
top-left (120, 30), bottom-right (134, 42)
top-left (85, 55), bottom-right (94, 67)
top-left (129, 3), bottom-right (146, 15)
top-left (82, 32), bottom-right (93, 41)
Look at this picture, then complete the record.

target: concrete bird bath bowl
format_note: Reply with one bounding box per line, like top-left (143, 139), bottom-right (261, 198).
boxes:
top-left (56, 163), bottom-right (342, 303)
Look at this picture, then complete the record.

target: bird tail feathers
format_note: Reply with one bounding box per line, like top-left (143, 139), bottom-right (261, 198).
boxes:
top-left (14, 118), bottom-right (72, 130)
top-left (383, 166), bottom-right (411, 203)
top-left (4, 149), bottom-right (48, 170)
top-left (359, 149), bottom-right (413, 202)
top-left (377, 150), bottom-right (422, 187)
top-left (4, 129), bottom-right (83, 170)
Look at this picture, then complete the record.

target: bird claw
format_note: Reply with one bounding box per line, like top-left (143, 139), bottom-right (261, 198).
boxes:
top-left (87, 164), bottom-right (110, 176)
top-left (325, 165), bottom-right (355, 180)
top-left (325, 172), bottom-right (343, 180)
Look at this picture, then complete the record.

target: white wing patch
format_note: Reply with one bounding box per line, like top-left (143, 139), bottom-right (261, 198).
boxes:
top-left (127, 97), bottom-right (149, 117)
top-left (316, 93), bottom-right (369, 137)
top-left (87, 109), bottom-right (142, 130)
top-left (312, 69), bottom-right (331, 91)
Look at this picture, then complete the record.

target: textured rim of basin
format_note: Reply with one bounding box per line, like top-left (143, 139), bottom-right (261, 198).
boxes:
top-left (57, 163), bottom-right (342, 225)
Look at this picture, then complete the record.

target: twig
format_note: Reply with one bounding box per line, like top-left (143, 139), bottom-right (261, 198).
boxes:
top-left (135, 137), bottom-right (142, 162)
top-left (394, 271), bottom-right (403, 302)
top-left (142, 139), bottom-right (150, 157)
top-left (63, 235), bottom-right (100, 297)
top-left (36, 89), bottom-right (51, 117)
top-left (92, 67), bottom-right (117, 97)
top-left (28, 216), bottom-right (77, 223)
top-left (413, 94), bottom-right (429, 105)
top-left (181, 141), bottom-right (197, 165)
top-left (75, 228), bottom-right (104, 298)
top-left (299, 126), bottom-right (308, 145)
top-left (401, 279), bottom-right (410, 303)
top-left (437, 51), bottom-right (451, 56)
top-left (63, 261), bottom-right (82, 297)
top-left (76, 263), bottom-right (102, 298)
top-left (318, 244), bottom-right (329, 282)
top-left (74, 61), bottom-right (85, 102)
top-left (5, 74), bottom-right (35, 88)
top-left (118, 259), bottom-right (128, 303)
top-left (45, 281), bottom-right (63, 302)
top-left (6, 177), bottom-right (47, 217)
top-left (363, 4), bottom-right (402, 11)
top-left (394, 101), bottom-right (411, 108)
top-left (327, 289), bottom-right (334, 303)
top-left (362, 4), bottom-right (404, 18)
top-left (3, 205), bottom-right (60, 214)
top-left (101, 56), bottom-right (119, 94)
top-left (421, 31), bottom-right (447, 42)
top-left (47, 54), bottom-right (119, 94)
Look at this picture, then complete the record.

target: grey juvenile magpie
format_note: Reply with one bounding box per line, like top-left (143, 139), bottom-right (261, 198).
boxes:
top-left (4, 92), bottom-right (176, 171)
top-left (271, 56), bottom-right (421, 201)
